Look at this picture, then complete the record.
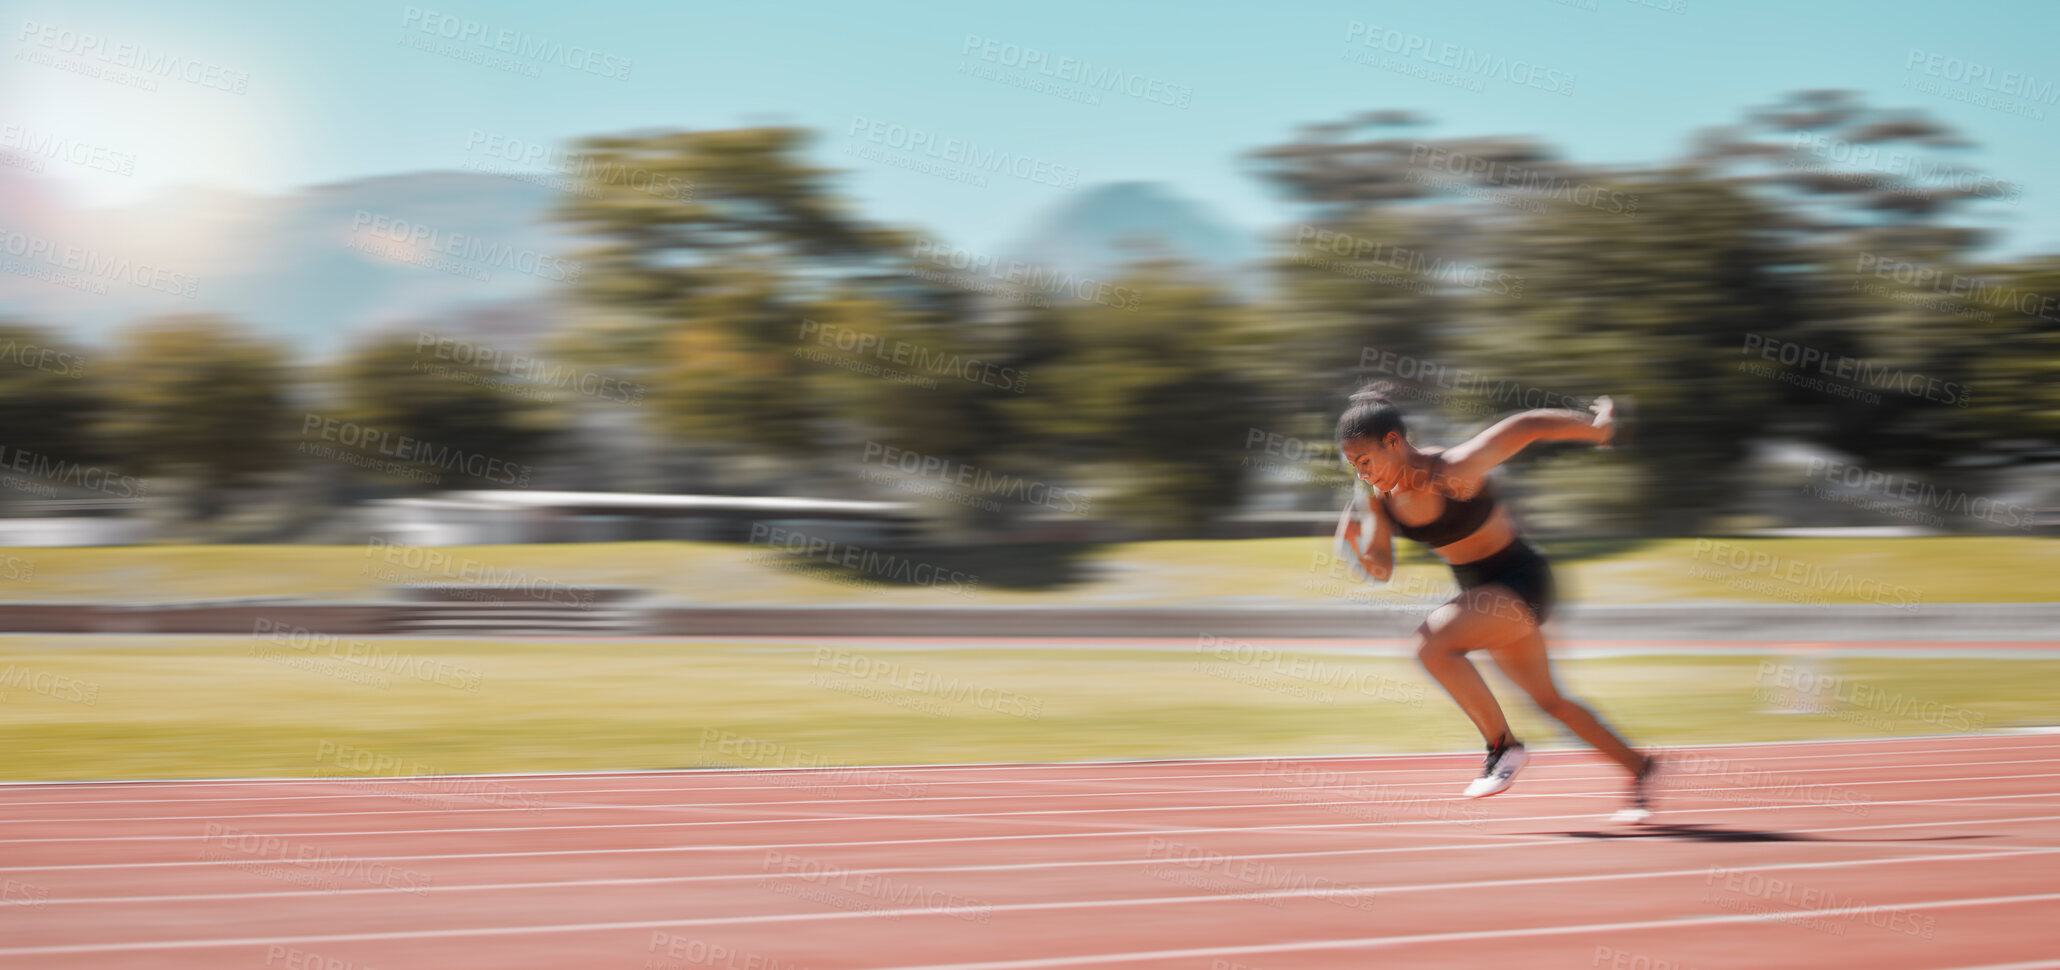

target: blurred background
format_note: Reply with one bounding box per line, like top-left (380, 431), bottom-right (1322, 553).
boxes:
top-left (3, 0), bottom-right (2059, 780)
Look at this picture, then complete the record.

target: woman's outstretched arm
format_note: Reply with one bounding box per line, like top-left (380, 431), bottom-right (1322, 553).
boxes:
top-left (1432, 396), bottom-right (1617, 496)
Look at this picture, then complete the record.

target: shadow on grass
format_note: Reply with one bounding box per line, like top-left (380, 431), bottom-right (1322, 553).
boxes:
top-left (761, 542), bottom-right (1103, 593)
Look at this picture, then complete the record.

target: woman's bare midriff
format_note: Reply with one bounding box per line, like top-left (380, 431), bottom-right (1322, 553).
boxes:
top-left (1384, 489), bottom-right (1518, 565)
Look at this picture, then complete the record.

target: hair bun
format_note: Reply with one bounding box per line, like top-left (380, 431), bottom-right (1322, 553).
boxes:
top-left (1348, 380), bottom-right (1395, 405)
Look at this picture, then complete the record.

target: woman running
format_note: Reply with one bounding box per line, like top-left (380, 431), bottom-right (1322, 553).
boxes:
top-left (1331, 384), bottom-right (1658, 821)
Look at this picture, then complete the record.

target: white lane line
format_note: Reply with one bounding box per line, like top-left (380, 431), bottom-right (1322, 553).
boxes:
top-left (861, 892), bottom-right (2060, 970)
top-left (5, 852), bottom-right (2055, 956)
top-left (9, 756), bottom-right (2052, 824)
top-left (4, 737), bottom-right (2050, 810)
top-left (8, 770), bottom-right (2056, 845)
top-left (9, 799), bottom-right (2057, 875)
top-left (2, 734), bottom-right (2049, 795)
top-left (31, 817), bottom-right (2058, 907)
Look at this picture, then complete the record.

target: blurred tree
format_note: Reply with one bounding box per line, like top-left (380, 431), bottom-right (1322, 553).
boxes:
top-left (1465, 174), bottom-right (1800, 532)
top-left (1257, 207), bottom-right (1473, 457)
top-left (325, 335), bottom-right (561, 490)
top-left (556, 127), bottom-right (914, 460)
top-left (1689, 90), bottom-right (2002, 259)
top-left (1250, 99), bottom-right (2053, 532)
top-left (0, 322), bottom-right (104, 475)
top-left (1692, 92), bottom-right (2023, 473)
top-left (1960, 256), bottom-right (2060, 449)
top-left (1247, 113), bottom-right (1612, 482)
top-left (1008, 262), bottom-right (1265, 533)
top-left (556, 126), bottom-right (1045, 512)
top-left (100, 316), bottom-right (294, 520)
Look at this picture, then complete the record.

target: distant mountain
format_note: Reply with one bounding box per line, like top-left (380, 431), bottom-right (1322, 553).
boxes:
top-left (0, 170), bottom-right (581, 356)
top-left (1003, 181), bottom-right (1262, 300)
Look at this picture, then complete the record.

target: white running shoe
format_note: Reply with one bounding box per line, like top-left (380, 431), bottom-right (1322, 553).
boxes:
top-left (1464, 741), bottom-right (1528, 798)
top-left (1610, 755), bottom-right (1661, 823)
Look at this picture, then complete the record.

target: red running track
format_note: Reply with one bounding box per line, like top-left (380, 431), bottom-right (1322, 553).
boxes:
top-left (2, 734), bottom-right (2058, 969)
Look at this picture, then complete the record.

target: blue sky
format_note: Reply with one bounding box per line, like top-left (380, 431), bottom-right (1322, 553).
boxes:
top-left (6, 0), bottom-right (2056, 257)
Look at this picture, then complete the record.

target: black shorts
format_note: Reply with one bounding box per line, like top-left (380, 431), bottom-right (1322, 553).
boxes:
top-left (1449, 539), bottom-right (1555, 625)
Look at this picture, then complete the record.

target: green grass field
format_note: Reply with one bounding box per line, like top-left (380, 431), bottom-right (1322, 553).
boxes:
top-left (5, 636), bottom-right (2054, 781)
top-left (2, 536), bottom-right (2056, 606)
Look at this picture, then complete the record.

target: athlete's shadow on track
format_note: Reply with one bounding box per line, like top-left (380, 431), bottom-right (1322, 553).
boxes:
top-left (1544, 823), bottom-right (1999, 844)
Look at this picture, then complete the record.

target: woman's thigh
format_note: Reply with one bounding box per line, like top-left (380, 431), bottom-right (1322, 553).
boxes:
top-left (1418, 585), bottom-right (1539, 655)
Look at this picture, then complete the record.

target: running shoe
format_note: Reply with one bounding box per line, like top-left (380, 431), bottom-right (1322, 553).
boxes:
top-left (1611, 754), bottom-right (1661, 823)
top-left (1463, 739), bottom-right (1528, 798)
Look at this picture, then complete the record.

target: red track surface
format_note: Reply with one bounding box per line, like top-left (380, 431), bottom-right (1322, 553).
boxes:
top-left (4, 734), bottom-right (2058, 969)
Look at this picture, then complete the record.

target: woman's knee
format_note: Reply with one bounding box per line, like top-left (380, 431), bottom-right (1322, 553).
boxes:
top-left (1536, 694), bottom-right (1583, 721)
top-left (1413, 630), bottom-right (1448, 665)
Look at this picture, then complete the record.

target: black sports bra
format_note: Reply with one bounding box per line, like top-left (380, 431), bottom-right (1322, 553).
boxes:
top-left (1379, 479), bottom-right (1498, 547)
